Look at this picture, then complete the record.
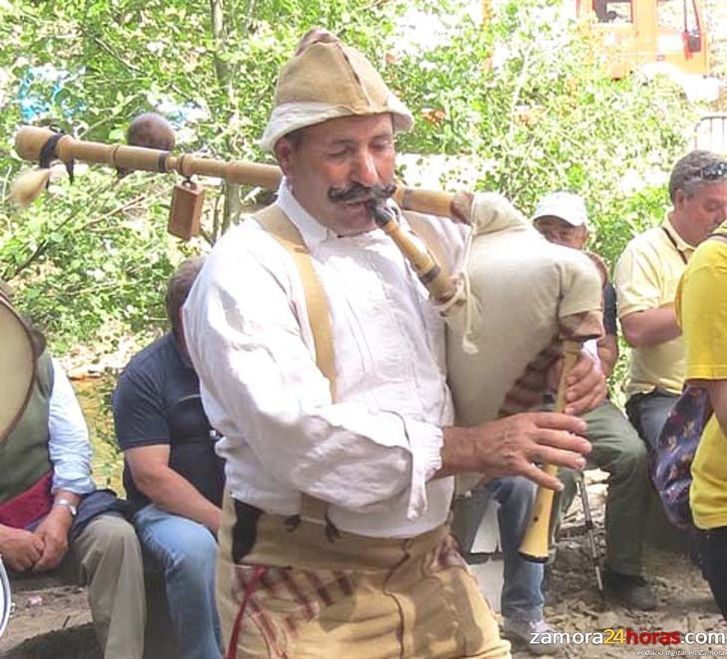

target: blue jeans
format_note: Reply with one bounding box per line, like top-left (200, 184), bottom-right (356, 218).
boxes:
top-left (134, 504), bottom-right (222, 659)
top-left (625, 390), bottom-right (679, 451)
top-left (486, 477), bottom-right (544, 622)
top-left (452, 477), bottom-right (543, 622)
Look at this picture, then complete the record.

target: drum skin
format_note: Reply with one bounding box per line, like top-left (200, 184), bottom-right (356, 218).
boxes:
top-left (0, 556), bottom-right (10, 638)
top-left (0, 297), bottom-right (35, 443)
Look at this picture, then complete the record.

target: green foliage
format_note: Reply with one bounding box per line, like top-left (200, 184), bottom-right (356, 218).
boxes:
top-left (0, 0), bottom-right (707, 391)
top-left (75, 373), bottom-right (124, 491)
top-left (390, 0), bottom-right (701, 269)
top-left (0, 0), bottom-right (408, 350)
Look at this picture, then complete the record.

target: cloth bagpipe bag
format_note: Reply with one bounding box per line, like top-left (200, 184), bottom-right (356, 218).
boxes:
top-left (435, 194), bottom-right (604, 492)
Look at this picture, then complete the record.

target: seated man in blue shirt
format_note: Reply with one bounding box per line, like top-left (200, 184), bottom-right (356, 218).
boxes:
top-left (0, 285), bottom-right (146, 659)
top-left (113, 258), bottom-right (224, 659)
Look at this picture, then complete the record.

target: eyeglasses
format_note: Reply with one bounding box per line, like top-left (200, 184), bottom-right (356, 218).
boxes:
top-left (696, 161), bottom-right (727, 181)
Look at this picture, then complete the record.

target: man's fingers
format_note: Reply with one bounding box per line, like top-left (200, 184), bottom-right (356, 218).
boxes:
top-left (33, 546), bottom-right (60, 572)
top-left (531, 427), bottom-right (591, 456)
top-left (565, 352), bottom-right (594, 383)
top-left (522, 462), bottom-right (564, 491)
top-left (565, 373), bottom-right (599, 403)
top-left (32, 534), bottom-right (66, 572)
top-left (529, 411), bottom-right (587, 434)
top-left (6, 556), bottom-right (28, 571)
top-left (564, 379), bottom-right (607, 416)
top-left (531, 445), bottom-right (588, 471)
top-left (7, 550), bottom-right (37, 572)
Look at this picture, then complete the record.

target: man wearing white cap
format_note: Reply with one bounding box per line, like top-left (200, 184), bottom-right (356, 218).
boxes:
top-left (183, 31), bottom-right (603, 658)
top-left (533, 192), bottom-right (655, 610)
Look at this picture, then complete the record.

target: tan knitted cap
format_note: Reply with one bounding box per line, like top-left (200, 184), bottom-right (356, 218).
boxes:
top-left (260, 33), bottom-right (413, 151)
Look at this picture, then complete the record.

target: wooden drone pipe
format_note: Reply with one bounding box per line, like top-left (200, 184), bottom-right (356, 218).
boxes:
top-left (14, 126), bottom-right (472, 222)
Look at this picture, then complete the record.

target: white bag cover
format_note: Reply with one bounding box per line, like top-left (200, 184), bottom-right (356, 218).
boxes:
top-left (442, 194), bottom-right (603, 491)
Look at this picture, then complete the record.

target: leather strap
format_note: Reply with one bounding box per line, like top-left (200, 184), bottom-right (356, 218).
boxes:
top-left (661, 226), bottom-right (689, 265)
top-left (255, 205), bottom-right (336, 399)
top-left (254, 204), bottom-right (335, 524)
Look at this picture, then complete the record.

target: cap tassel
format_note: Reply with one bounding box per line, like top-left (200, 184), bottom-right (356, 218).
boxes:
top-left (8, 168), bottom-right (51, 208)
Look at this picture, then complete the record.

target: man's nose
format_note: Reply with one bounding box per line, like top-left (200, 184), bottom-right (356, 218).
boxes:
top-left (352, 149), bottom-right (379, 187)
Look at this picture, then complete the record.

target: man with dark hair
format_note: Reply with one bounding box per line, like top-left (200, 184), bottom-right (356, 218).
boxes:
top-left (116, 113), bottom-right (176, 179)
top-left (183, 30), bottom-right (604, 658)
top-left (113, 257), bottom-right (224, 659)
top-left (615, 151), bottom-right (727, 451)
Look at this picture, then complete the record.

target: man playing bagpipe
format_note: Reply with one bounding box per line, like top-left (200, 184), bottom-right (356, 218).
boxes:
top-left (182, 29), bottom-right (606, 658)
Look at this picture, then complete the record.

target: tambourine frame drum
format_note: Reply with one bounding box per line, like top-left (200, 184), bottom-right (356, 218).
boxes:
top-left (0, 556), bottom-right (10, 638)
top-left (0, 296), bottom-right (35, 443)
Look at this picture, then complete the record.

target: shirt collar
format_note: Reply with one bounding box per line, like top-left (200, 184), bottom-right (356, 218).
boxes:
top-left (275, 178), bottom-right (332, 251)
top-left (662, 214), bottom-right (695, 254)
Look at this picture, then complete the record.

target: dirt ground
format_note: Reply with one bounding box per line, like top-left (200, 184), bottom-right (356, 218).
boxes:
top-left (530, 474), bottom-right (726, 658)
top-left (0, 576), bottom-right (98, 658)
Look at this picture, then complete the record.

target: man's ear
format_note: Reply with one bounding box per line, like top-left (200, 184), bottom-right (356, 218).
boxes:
top-left (673, 188), bottom-right (688, 212)
top-left (579, 227), bottom-right (589, 248)
top-left (274, 138), bottom-right (295, 178)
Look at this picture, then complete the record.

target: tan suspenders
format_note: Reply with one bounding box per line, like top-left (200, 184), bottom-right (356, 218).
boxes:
top-left (253, 204), bottom-right (335, 525)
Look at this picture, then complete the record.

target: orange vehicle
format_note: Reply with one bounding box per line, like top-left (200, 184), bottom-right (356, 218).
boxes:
top-left (575, 0), bottom-right (710, 78)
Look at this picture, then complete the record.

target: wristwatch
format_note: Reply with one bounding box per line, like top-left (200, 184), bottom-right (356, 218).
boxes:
top-left (54, 498), bottom-right (78, 517)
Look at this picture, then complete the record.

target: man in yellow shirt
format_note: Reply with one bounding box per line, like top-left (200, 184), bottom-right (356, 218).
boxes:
top-left (615, 151), bottom-right (727, 450)
top-left (677, 206), bottom-right (727, 619)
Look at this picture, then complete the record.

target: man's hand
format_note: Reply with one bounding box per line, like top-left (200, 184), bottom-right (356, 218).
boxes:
top-left (126, 444), bottom-right (223, 536)
top-left (0, 526), bottom-right (45, 571)
top-left (548, 348), bottom-right (607, 416)
top-left (32, 508), bottom-right (72, 572)
top-left (439, 412), bottom-right (591, 491)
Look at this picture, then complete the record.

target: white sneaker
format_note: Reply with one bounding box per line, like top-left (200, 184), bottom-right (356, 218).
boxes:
top-left (502, 618), bottom-right (560, 656)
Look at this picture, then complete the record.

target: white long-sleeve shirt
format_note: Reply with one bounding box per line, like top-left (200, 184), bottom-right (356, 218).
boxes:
top-left (183, 181), bottom-right (465, 538)
top-left (48, 358), bottom-right (95, 495)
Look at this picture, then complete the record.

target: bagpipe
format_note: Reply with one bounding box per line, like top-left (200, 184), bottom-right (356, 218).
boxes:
top-left (9, 126), bottom-right (604, 562)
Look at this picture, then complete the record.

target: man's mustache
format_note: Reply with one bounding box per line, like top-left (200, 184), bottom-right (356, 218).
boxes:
top-left (327, 183), bottom-right (373, 203)
top-left (327, 183), bottom-right (397, 204)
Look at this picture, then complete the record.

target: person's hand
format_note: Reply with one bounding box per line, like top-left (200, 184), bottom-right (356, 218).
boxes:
top-left (441, 412), bottom-right (591, 490)
top-left (0, 527), bottom-right (45, 571)
top-left (32, 508), bottom-right (72, 572)
top-left (548, 348), bottom-right (607, 416)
